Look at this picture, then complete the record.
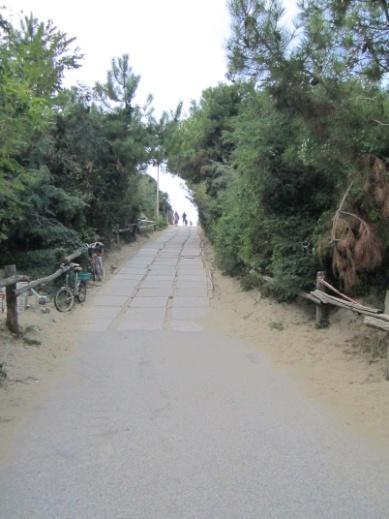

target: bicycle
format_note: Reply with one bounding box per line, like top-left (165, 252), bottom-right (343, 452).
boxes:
top-left (84, 241), bottom-right (105, 282)
top-left (54, 263), bottom-right (91, 312)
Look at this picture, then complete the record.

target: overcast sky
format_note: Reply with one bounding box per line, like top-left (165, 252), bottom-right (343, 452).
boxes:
top-left (4, 0), bottom-right (298, 224)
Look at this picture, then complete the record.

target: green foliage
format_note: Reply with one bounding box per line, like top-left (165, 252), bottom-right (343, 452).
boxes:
top-left (268, 320), bottom-right (284, 331)
top-left (155, 216), bottom-right (169, 230)
top-left (0, 11), bottom-right (171, 276)
top-left (166, 1), bottom-right (388, 300)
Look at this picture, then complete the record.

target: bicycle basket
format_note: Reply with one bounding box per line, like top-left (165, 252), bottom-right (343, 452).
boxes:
top-left (79, 272), bottom-right (92, 281)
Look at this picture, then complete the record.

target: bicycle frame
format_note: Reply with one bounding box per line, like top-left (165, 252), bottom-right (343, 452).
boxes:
top-left (54, 263), bottom-right (90, 312)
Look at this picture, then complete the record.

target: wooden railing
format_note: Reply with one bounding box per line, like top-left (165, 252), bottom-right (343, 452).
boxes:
top-left (0, 250), bottom-right (82, 335)
top-left (0, 220), bottom-right (158, 335)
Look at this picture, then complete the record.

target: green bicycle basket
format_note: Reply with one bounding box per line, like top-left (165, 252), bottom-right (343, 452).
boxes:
top-left (79, 272), bottom-right (92, 281)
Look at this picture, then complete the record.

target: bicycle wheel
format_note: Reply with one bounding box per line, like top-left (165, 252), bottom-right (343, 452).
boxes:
top-left (95, 256), bottom-right (105, 282)
top-left (54, 286), bottom-right (75, 312)
top-left (76, 281), bottom-right (87, 303)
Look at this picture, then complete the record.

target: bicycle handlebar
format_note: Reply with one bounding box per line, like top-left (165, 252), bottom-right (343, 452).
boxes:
top-left (84, 241), bottom-right (104, 249)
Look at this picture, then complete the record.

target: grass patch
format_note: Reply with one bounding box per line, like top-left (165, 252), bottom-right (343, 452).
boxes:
top-left (269, 320), bottom-right (284, 331)
top-left (23, 336), bottom-right (41, 347)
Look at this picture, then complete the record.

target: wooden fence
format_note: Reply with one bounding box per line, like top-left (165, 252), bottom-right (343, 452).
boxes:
top-left (114, 219), bottom-right (156, 245)
top-left (0, 219), bottom-right (156, 335)
top-left (0, 249), bottom-right (82, 335)
top-left (262, 270), bottom-right (389, 379)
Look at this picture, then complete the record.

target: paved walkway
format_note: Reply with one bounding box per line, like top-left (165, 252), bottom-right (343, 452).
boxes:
top-left (1, 227), bottom-right (389, 518)
top-left (85, 227), bottom-right (209, 333)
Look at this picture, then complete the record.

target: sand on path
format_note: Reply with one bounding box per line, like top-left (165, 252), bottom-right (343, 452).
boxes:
top-left (1, 228), bottom-right (388, 452)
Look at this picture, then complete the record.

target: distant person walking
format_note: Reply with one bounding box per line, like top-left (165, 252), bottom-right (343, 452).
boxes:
top-left (174, 211), bottom-right (179, 226)
top-left (182, 212), bottom-right (188, 226)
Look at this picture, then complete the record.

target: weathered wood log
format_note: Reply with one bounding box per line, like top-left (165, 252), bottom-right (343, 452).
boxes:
top-left (63, 249), bottom-right (82, 264)
top-left (137, 219), bottom-right (156, 233)
top-left (4, 265), bottom-right (19, 335)
top-left (118, 224), bottom-right (137, 233)
top-left (0, 274), bottom-right (30, 288)
top-left (318, 278), bottom-right (359, 304)
top-left (14, 264), bottom-right (71, 297)
top-left (116, 224), bottom-right (137, 244)
top-left (367, 291), bottom-right (389, 380)
top-left (364, 316), bottom-right (389, 333)
top-left (299, 291), bottom-right (322, 304)
top-left (310, 289), bottom-right (385, 318)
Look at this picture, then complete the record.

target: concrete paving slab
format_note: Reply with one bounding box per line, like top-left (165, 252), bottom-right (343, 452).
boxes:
top-left (177, 269), bottom-right (205, 276)
top-left (135, 247), bottom-right (159, 253)
top-left (121, 307), bottom-right (166, 321)
top-left (171, 306), bottom-right (209, 320)
top-left (84, 320), bottom-right (112, 332)
top-left (172, 297), bottom-right (209, 307)
top-left (137, 288), bottom-right (173, 297)
top-left (147, 268), bottom-right (175, 274)
top-left (174, 287), bottom-right (208, 297)
top-left (141, 280), bottom-right (173, 289)
top-left (177, 272), bottom-right (207, 283)
top-left (130, 297), bottom-right (168, 308)
top-left (182, 251), bottom-right (201, 257)
top-left (146, 276), bottom-right (176, 283)
top-left (101, 282), bottom-right (138, 296)
top-left (117, 319), bottom-right (164, 331)
top-left (153, 259), bottom-right (177, 265)
top-left (91, 295), bottom-right (129, 307)
top-left (148, 267), bottom-right (176, 273)
top-left (114, 274), bottom-right (144, 281)
top-left (121, 260), bottom-right (150, 267)
top-left (176, 280), bottom-right (208, 289)
top-left (145, 275), bottom-right (175, 281)
top-left (147, 268), bottom-right (175, 275)
top-left (181, 258), bottom-right (202, 262)
top-left (83, 306), bottom-right (121, 322)
top-left (168, 320), bottom-right (203, 332)
top-left (106, 278), bottom-right (139, 287)
top-left (118, 308), bottom-right (165, 330)
top-left (118, 268), bottom-right (145, 274)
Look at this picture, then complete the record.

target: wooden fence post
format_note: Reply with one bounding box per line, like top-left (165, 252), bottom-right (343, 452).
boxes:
top-left (315, 271), bottom-right (329, 328)
top-left (385, 290), bottom-right (389, 381)
top-left (4, 265), bottom-right (20, 336)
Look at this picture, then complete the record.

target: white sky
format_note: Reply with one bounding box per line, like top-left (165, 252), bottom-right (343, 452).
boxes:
top-left (4, 0), bottom-right (298, 225)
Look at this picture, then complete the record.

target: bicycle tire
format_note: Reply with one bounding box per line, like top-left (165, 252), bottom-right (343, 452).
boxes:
top-left (95, 256), bottom-right (105, 282)
top-left (54, 286), bottom-right (75, 312)
top-left (76, 281), bottom-right (87, 303)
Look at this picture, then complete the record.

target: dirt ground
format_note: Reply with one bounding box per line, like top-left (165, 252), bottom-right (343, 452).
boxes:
top-left (1, 228), bottom-right (389, 451)
top-left (0, 233), bottom-right (160, 444)
top-left (201, 236), bottom-right (389, 450)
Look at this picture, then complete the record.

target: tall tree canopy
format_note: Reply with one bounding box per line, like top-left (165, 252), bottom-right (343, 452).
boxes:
top-left (0, 11), bottom-right (171, 276)
top-left (166, 0), bottom-right (389, 299)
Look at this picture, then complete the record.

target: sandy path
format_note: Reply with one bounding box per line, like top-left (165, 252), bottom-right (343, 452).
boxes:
top-left (1, 227), bottom-right (389, 518)
top-left (0, 232), bottom-right (162, 452)
top-left (1, 227), bottom-right (388, 454)
top-left (201, 235), bottom-right (389, 449)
